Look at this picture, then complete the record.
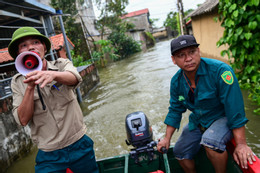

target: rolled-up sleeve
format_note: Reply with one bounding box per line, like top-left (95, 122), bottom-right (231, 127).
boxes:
top-left (164, 77), bottom-right (187, 129)
top-left (11, 75), bottom-right (24, 126)
top-left (58, 58), bottom-right (83, 89)
top-left (217, 64), bottom-right (248, 129)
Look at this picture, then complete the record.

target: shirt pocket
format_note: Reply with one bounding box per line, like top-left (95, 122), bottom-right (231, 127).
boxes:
top-left (197, 91), bottom-right (218, 109)
top-left (50, 85), bottom-right (76, 108)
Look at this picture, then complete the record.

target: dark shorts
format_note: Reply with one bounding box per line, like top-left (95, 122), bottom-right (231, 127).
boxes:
top-left (35, 135), bottom-right (99, 173)
top-left (173, 117), bottom-right (233, 160)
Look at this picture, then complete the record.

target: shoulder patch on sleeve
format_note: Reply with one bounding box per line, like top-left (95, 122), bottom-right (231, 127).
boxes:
top-left (221, 71), bottom-right (234, 85)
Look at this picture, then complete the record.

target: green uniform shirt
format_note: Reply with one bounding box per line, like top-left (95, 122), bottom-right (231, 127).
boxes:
top-left (164, 57), bottom-right (248, 131)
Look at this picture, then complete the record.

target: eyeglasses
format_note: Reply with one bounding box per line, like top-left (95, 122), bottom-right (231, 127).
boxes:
top-left (174, 48), bottom-right (198, 59)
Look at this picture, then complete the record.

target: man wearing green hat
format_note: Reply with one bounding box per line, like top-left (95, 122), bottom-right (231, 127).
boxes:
top-left (9, 27), bottom-right (99, 173)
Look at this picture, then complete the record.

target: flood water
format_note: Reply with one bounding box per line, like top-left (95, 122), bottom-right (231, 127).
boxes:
top-left (6, 39), bottom-right (260, 172)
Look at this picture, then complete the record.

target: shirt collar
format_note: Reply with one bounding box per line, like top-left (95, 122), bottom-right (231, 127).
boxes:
top-left (196, 58), bottom-right (207, 76)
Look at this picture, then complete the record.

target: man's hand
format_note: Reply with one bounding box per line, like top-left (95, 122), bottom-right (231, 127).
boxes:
top-left (233, 143), bottom-right (256, 169)
top-left (233, 126), bottom-right (256, 169)
top-left (157, 138), bottom-right (170, 153)
top-left (24, 70), bottom-right (55, 88)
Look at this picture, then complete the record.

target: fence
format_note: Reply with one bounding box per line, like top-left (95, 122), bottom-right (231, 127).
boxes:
top-left (0, 77), bottom-right (12, 100)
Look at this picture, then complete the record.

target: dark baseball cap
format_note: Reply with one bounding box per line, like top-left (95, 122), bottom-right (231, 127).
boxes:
top-left (170, 35), bottom-right (200, 55)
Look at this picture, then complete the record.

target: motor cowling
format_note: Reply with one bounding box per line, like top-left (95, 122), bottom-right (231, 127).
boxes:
top-left (125, 111), bottom-right (153, 148)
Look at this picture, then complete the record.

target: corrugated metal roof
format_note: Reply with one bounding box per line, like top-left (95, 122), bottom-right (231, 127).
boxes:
top-left (186, 0), bottom-right (219, 18)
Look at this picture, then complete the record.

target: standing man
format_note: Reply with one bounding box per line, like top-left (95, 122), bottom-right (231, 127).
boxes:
top-left (9, 27), bottom-right (99, 173)
top-left (157, 35), bottom-right (256, 173)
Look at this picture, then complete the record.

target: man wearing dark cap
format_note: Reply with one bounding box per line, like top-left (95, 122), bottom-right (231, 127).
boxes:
top-left (157, 35), bottom-right (255, 172)
top-left (9, 27), bottom-right (99, 173)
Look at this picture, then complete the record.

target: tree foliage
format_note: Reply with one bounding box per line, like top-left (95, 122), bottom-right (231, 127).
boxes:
top-left (50, 0), bottom-right (90, 61)
top-left (107, 22), bottom-right (141, 59)
top-left (94, 0), bottom-right (129, 38)
top-left (217, 0), bottom-right (260, 113)
top-left (92, 40), bottom-right (119, 67)
top-left (94, 0), bottom-right (141, 59)
top-left (149, 18), bottom-right (159, 28)
top-left (164, 11), bottom-right (179, 31)
top-left (164, 9), bottom-right (193, 36)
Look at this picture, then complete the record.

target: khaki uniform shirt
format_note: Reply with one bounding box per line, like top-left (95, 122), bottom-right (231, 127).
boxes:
top-left (11, 58), bottom-right (86, 152)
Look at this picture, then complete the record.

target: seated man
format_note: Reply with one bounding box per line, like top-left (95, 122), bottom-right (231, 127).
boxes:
top-left (157, 35), bottom-right (256, 173)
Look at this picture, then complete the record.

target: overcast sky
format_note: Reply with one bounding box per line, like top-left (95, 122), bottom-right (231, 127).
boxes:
top-left (94, 0), bottom-right (206, 28)
top-left (125, 0), bottom-right (206, 27)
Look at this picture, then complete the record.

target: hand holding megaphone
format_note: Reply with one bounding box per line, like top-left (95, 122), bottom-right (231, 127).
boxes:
top-left (16, 51), bottom-right (46, 110)
top-left (15, 51), bottom-right (43, 76)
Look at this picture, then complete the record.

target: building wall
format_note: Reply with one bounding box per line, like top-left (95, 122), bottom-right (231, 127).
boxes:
top-left (126, 31), bottom-right (147, 50)
top-left (37, 0), bottom-right (99, 37)
top-left (124, 14), bottom-right (151, 32)
top-left (78, 64), bottom-right (100, 98)
top-left (191, 8), bottom-right (229, 63)
top-left (152, 30), bottom-right (168, 39)
top-left (76, 0), bottom-right (100, 36)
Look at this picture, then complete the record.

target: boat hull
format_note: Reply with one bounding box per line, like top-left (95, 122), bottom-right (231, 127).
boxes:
top-left (97, 146), bottom-right (243, 173)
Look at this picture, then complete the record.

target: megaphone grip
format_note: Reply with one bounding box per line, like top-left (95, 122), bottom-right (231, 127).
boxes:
top-left (24, 55), bottom-right (39, 69)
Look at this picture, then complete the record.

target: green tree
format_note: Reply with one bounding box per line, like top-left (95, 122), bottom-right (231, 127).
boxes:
top-left (217, 0), bottom-right (260, 114)
top-left (184, 9), bottom-right (194, 22)
top-left (94, 0), bottom-right (141, 59)
top-left (92, 40), bottom-right (119, 67)
top-left (50, 0), bottom-right (90, 61)
top-left (164, 11), bottom-right (179, 31)
top-left (149, 18), bottom-right (159, 28)
top-left (94, 0), bottom-right (129, 38)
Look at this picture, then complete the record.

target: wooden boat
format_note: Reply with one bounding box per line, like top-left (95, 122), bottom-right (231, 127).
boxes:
top-left (66, 141), bottom-right (260, 173)
top-left (96, 139), bottom-right (260, 173)
top-left (67, 111), bottom-right (260, 173)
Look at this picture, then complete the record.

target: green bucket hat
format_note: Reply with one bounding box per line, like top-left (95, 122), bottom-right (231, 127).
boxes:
top-left (8, 27), bottom-right (51, 59)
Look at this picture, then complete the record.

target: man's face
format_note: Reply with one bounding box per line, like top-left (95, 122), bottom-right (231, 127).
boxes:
top-left (171, 46), bottom-right (201, 73)
top-left (17, 36), bottom-right (47, 60)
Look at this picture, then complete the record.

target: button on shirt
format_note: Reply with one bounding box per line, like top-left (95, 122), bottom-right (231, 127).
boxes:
top-left (11, 58), bottom-right (86, 151)
top-left (164, 58), bottom-right (248, 131)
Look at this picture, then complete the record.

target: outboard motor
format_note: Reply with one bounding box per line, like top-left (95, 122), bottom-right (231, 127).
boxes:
top-left (125, 111), bottom-right (157, 164)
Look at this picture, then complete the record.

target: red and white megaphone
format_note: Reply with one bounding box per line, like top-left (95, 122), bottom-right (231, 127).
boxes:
top-left (15, 51), bottom-right (42, 76)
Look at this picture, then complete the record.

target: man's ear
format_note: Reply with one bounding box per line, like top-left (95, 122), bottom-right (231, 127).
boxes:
top-left (43, 42), bottom-right (47, 54)
top-left (197, 48), bottom-right (201, 57)
top-left (171, 55), bottom-right (176, 64)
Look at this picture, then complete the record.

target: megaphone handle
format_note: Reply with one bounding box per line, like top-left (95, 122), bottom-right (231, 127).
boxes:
top-left (36, 85), bottom-right (46, 110)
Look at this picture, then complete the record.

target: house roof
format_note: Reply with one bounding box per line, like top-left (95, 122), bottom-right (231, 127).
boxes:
top-left (0, 48), bottom-right (13, 64)
top-left (185, 0), bottom-right (219, 18)
top-left (49, 33), bottom-right (75, 51)
top-left (0, 33), bottom-right (75, 64)
top-left (121, 8), bottom-right (149, 19)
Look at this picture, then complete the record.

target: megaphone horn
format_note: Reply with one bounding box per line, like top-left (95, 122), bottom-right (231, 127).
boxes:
top-left (15, 51), bottom-right (42, 76)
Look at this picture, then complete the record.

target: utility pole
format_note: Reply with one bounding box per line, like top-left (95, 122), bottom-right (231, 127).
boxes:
top-left (177, 0), bottom-right (187, 35)
top-left (56, 10), bottom-right (83, 103)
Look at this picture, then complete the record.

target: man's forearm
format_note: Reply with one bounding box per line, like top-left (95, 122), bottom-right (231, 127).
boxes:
top-left (17, 86), bottom-right (35, 126)
top-left (232, 126), bottom-right (247, 145)
top-left (53, 71), bottom-right (78, 86)
top-left (165, 125), bottom-right (176, 141)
